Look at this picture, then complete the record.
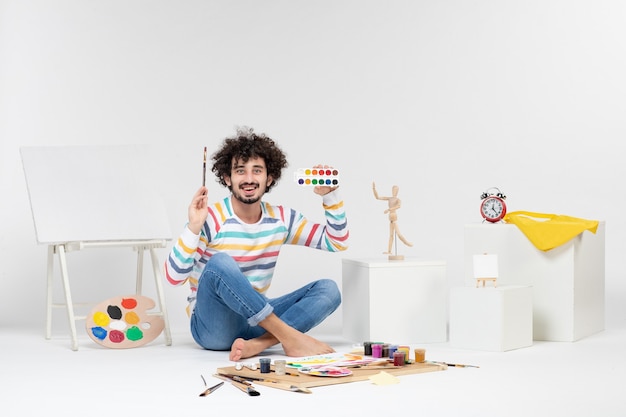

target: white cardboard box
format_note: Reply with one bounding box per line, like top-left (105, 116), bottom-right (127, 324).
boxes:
top-left (464, 222), bottom-right (605, 341)
top-left (341, 257), bottom-right (447, 344)
top-left (449, 285), bottom-right (533, 351)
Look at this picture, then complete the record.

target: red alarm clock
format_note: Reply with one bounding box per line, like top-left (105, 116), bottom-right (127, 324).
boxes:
top-left (480, 187), bottom-right (507, 223)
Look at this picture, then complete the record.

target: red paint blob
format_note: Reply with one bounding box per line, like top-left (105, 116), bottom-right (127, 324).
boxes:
top-left (121, 298), bottom-right (137, 309)
top-left (109, 330), bottom-right (125, 343)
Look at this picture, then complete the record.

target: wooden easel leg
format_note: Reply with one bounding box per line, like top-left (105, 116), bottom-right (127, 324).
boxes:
top-left (135, 246), bottom-right (144, 294)
top-left (46, 245), bottom-right (54, 340)
top-left (58, 244), bottom-right (79, 351)
top-left (150, 247), bottom-right (172, 346)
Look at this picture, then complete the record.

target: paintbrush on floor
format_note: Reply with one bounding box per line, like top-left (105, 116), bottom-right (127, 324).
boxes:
top-left (199, 375), bottom-right (224, 397)
top-left (213, 374), bottom-right (260, 396)
top-left (218, 372), bottom-right (312, 394)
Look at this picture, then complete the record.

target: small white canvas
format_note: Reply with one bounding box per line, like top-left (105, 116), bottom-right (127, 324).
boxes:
top-left (473, 254), bottom-right (499, 279)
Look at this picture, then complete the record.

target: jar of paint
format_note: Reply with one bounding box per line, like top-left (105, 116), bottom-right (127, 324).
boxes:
top-left (274, 359), bottom-right (287, 375)
top-left (372, 343), bottom-right (383, 358)
top-left (381, 344), bottom-right (390, 358)
top-left (397, 346), bottom-right (410, 364)
top-left (393, 350), bottom-right (405, 366)
top-left (259, 357), bottom-right (271, 373)
top-left (414, 348), bottom-right (426, 363)
top-left (388, 344), bottom-right (399, 359)
top-left (363, 341), bottom-right (373, 356)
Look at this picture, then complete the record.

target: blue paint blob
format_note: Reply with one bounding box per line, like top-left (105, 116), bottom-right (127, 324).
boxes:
top-left (90, 326), bottom-right (108, 340)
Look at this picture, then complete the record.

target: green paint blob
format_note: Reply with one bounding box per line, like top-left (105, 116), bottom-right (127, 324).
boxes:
top-left (126, 326), bottom-right (144, 341)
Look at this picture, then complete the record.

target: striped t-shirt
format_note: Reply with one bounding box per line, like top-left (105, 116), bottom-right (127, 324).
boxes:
top-left (164, 190), bottom-right (349, 315)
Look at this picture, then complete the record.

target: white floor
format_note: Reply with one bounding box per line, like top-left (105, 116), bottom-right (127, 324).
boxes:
top-left (3, 323), bottom-right (626, 417)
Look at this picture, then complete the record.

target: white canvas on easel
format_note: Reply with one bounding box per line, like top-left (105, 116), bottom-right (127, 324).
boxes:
top-left (473, 253), bottom-right (499, 287)
top-left (21, 145), bottom-right (173, 350)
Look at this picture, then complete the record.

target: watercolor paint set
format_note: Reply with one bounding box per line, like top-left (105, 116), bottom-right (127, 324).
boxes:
top-left (294, 168), bottom-right (340, 186)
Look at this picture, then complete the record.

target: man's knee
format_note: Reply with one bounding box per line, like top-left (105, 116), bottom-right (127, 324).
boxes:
top-left (318, 279), bottom-right (341, 308)
top-left (206, 252), bottom-right (240, 276)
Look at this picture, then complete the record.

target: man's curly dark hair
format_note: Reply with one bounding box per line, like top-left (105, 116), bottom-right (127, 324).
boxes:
top-left (211, 126), bottom-right (288, 193)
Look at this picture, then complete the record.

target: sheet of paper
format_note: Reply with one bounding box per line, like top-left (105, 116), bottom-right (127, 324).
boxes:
top-left (368, 371), bottom-right (400, 385)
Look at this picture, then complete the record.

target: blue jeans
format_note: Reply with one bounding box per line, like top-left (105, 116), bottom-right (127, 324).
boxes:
top-left (190, 252), bottom-right (341, 351)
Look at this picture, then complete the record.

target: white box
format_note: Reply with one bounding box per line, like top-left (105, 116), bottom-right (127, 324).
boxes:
top-left (464, 222), bottom-right (605, 341)
top-left (342, 257), bottom-right (447, 344)
top-left (449, 285), bottom-right (533, 351)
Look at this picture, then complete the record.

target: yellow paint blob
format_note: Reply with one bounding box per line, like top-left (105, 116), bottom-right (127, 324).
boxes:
top-left (93, 311), bottom-right (110, 327)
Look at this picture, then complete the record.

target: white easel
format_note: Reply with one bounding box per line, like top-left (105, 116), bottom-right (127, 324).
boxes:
top-left (473, 253), bottom-right (499, 288)
top-left (21, 145), bottom-right (173, 351)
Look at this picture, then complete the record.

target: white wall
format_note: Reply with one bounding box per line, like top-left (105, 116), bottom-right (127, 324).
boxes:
top-left (2, 0), bottom-right (625, 338)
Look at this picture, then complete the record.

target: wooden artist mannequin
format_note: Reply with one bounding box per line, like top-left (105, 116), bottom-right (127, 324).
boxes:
top-left (372, 182), bottom-right (413, 260)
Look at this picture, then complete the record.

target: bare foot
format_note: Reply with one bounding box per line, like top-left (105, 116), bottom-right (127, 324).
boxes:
top-left (229, 337), bottom-right (271, 361)
top-left (229, 313), bottom-right (336, 361)
top-left (281, 332), bottom-right (335, 358)
top-left (229, 333), bottom-right (335, 360)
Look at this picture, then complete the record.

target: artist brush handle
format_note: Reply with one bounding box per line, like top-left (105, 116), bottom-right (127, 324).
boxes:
top-left (231, 380), bottom-right (250, 392)
top-left (232, 380), bottom-right (260, 396)
top-left (430, 361), bottom-right (479, 368)
top-left (199, 381), bottom-right (224, 397)
top-left (213, 374), bottom-right (260, 396)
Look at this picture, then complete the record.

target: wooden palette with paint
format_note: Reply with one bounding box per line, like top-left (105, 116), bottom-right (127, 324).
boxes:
top-left (85, 295), bottom-right (164, 348)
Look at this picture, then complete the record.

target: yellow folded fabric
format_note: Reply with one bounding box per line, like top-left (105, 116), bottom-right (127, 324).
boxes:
top-left (503, 211), bottom-right (599, 251)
